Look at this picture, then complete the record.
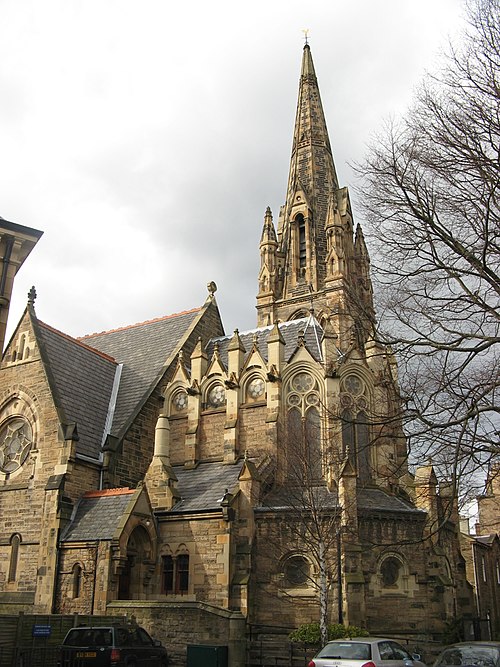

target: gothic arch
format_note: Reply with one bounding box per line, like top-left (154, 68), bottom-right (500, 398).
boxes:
top-left (339, 367), bottom-right (374, 483)
top-left (242, 373), bottom-right (266, 404)
top-left (118, 524), bottom-right (154, 601)
top-left (376, 552), bottom-right (414, 596)
top-left (203, 380), bottom-right (226, 411)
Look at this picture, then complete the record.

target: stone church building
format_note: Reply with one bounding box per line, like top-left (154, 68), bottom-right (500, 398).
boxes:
top-left (0, 44), bottom-right (488, 662)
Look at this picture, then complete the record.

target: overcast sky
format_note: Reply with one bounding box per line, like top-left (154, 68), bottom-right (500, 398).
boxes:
top-left (1, 0), bottom-right (466, 344)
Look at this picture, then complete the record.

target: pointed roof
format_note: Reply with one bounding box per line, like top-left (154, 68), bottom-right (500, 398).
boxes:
top-left (283, 44), bottom-right (338, 227)
top-left (33, 317), bottom-right (119, 460)
top-left (205, 317), bottom-right (324, 367)
top-left (23, 298), bottom-right (222, 460)
top-left (60, 488), bottom-right (136, 542)
top-left (80, 307), bottom-right (207, 438)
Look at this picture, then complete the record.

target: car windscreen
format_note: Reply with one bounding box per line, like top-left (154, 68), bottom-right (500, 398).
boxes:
top-left (64, 629), bottom-right (113, 647)
top-left (435, 646), bottom-right (500, 667)
top-left (317, 642), bottom-right (372, 660)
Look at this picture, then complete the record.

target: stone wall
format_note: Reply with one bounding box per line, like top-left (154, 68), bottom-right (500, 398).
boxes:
top-left (107, 600), bottom-right (246, 667)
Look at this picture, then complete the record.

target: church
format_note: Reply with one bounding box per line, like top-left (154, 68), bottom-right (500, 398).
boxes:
top-left (0, 44), bottom-right (489, 664)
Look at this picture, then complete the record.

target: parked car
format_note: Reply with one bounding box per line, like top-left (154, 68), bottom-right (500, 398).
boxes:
top-left (308, 637), bottom-right (426, 667)
top-left (58, 624), bottom-right (169, 667)
top-left (433, 642), bottom-right (500, 667)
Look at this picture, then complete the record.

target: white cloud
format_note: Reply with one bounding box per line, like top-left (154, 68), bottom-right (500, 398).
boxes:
top-left (1, 0), bottom-right (466, 343)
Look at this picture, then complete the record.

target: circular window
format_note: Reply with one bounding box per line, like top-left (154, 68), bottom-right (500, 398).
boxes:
top-left (292, 373), bottom-right (314, 393)
top-left (172, 391), bottom-right (188, 413)
top-left (247, 378), bottom-right (265, 400)
top-left (381, 557), bottom-right (401, 586)
top-left (0, 417), bottom-right (33, 474)
top-left (343, 375), bottom-right (363, 396)
top-left (284, 555), bottom-right (310, 586)
top-left (207, 384), bottom-right (226, 408)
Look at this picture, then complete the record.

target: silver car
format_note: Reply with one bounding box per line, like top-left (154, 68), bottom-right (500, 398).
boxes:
top-left (308, 637), bottom-right (426, 667)
top-left (433, 642), bottom-right (500, 667)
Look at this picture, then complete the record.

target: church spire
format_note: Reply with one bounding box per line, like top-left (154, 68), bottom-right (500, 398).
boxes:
top-left (256, 45), bottom-right (375, 348)
top-left (285, 43), bottom-right (339, 214)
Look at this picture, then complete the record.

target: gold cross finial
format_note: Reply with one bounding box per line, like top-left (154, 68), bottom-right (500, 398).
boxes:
top-left (302, 29), bottom-right (309, 45)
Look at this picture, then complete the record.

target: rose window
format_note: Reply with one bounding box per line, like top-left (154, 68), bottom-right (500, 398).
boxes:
top-left (247, 377), bottom-right (265, 400)
top-left (207, 384), bottom-right (226, 408)
top-left (0, 418), bottom-right (33, 474)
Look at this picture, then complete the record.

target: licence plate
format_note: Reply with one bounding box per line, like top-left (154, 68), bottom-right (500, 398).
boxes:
top-left (76, 651), bottom-right (97, 658)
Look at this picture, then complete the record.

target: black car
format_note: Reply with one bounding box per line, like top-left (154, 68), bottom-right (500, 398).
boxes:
top-left (59, 624), bottom-right (169, 667)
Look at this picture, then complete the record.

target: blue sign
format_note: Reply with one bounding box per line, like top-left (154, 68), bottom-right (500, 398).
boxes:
top-left (32, 625), bottom-right (51, 637)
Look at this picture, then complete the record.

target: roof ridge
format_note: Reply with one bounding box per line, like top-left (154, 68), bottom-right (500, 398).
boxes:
top-left (83, 488), bottom-right (134, 498)
top-left (38, 320), bottom-right (117, 363)
top-left (79, 307), bottom-right (202, 340)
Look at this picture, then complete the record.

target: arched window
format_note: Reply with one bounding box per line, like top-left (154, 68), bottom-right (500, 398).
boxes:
top-left (8, 534), bottom-right (20, 582)
top-left (171, 389), bottom-right (188, 414)
top-left (246, 376), bottom-right (266, 403)
top-left (72, 563), bottom-right (83, 598)
top-left (297, 214), bottom-right (306, 268)
top-left (176, 554), bottom-right (189, 594)
top-left (162, 551), bottom-right (189, 595)
top-left (340, 375), bottom-right (371, 482)
top-left (286, 372), bottom-right (322, 481)
top-left (381, 556), bottom-right (401, 586)
top-left (284, 554), bottom-right (311, 588)
top-left (206, 383), bottom-right (226, 410)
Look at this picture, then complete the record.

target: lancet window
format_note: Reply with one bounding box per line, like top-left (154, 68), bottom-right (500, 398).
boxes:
top-left (340, 373), bottom-right (371, 482)
top-left (286, 371), bottom-right (322, 480)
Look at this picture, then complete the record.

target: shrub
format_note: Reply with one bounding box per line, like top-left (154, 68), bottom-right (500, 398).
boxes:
top-left (289, 623), bottom-right (369, 644)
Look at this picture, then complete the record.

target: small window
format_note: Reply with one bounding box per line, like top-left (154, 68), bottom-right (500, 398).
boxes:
top-left (162, 552), bottom-right (189, 595)
top-left (297, 214), bottom-right (306, 268)
top-left (162, 555), bottom-right (174, 594)
top-left (72, 563), bottom-right (83, 598)
top-left (8, 534), bottom-right (20, 582)
top-left (206, 384), bottom-right (226, 409)
top-left (172, 390), bottom-right (188, 413)
top-left (284, 555), bottom-right (310, 587)
top-left (381, 557), bottom-right (401, 586)
top-left (246, 377), bottom-right (265, 402)
top-left (176, 554), bottom-right (189, 594)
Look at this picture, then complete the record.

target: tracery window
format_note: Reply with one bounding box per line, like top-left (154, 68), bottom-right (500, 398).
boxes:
top-left (206, 383), bottom-right (226, 410)
top-left (340, 374), bottom-right (371, 482)
top-left (286, 372), bottom-right (322, 480)
top-left (171, 389), bottom-right (188, 414)
top-left (246, 376), bottom-right (266, 403)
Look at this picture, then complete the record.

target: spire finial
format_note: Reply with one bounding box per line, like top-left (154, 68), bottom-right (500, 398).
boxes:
top-left (27, 286), bottom-right (37, 307)
top-left (302, 28), bottom-right (309, 45)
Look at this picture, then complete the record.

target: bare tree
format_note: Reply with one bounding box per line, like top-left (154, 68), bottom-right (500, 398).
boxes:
top-left (356, 0), bottom-right (500, 503)
top-left (258, 411), bottom-right (349, 647)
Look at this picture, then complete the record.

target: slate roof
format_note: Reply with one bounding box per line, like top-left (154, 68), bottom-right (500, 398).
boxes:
top-left (170, 461), bottom-right (243, 513)
top-left (256, 484), bottom-right (425, 516)
top-left (79, 308), bottom-right (202, 438)
top-left (61, 489), bottom-right (135, 542)
top-left (37, 322), bottom-right (118, 460)
top-left (358, 487), bottom-right (426, 515)
top-left (206, 316), bottom-right (325, 367)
